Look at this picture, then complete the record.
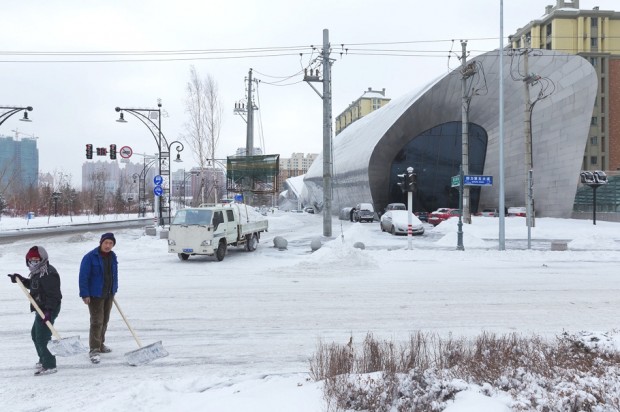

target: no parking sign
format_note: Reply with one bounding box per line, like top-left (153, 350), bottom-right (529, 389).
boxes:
top-left (119, 146), bottom-right (133, 159)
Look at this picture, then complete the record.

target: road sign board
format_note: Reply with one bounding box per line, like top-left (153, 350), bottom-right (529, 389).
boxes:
top-left (464, 175), bottom-right (493, 186)
top-left (153, 185), bottom-right (164, 197)
top-left (119, 146), bottom-right (133, 159)
top-left (451, 175), bottom-right (460, 188)
top-left (154, 175), bottom-right (163, 185)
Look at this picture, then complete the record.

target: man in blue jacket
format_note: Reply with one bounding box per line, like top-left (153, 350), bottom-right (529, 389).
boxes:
top-left (79, 232), bottom-right (118, 364)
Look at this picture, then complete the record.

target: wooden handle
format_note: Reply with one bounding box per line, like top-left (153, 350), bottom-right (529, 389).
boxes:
top-left (15, 277), bottom-right (62, 340)
top-left (113, 298), bottom-right (143, 348)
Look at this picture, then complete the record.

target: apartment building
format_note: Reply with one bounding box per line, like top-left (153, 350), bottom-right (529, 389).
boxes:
top-left (335, 87), bottom-right (391, 135)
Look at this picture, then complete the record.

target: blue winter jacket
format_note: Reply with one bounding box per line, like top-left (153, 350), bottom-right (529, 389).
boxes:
top-left (79, 247), bottom-right (118, 298)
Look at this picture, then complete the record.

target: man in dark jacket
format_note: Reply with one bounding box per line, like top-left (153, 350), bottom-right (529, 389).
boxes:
top-left (8, 245), bottom-right (62, 376)
top-left (79, 232), bottom-right (118, 364)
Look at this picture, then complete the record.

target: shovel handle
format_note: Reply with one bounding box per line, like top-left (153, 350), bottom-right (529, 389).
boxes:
top-left (14, 277), bottom-right (62, 340)
top-left (113, 298), bottom-right (143, 348)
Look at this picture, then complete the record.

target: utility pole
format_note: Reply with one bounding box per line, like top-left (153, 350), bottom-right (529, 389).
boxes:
top-left (460, 40), bottom-right (471, 224)
top-left (304, 29), bottom-right (333, 237)
top-left (322, 29), bottom-right (333, 237)
top-left (245, 68), bottom-right (255, 205)
top-left (246, 68), bottom-right (254, 158)
top-left (521, 36), bottom-right (536, 230)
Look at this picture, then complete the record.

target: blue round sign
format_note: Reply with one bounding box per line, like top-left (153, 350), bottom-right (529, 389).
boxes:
top-left (153, 175), bottom-right (164, 185)
top-left (153, 185), bottom-right (164, 197)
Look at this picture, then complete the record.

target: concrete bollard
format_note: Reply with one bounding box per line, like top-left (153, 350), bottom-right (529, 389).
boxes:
top-left (145, 226), bottom-right (157, 236)
top-left (159, 229), bottom-right (169, 239)
top-left (353, 242), bottom-right (365, 250)
top-left (310, 238), bottom-right (322, 251)
top-left (273, 236), bottom-right (288, 250)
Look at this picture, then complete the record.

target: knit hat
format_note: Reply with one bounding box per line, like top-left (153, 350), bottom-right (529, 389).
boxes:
top-left (99, 232), bottom-right (116, 246)
top-left (26, 246), bottom-right (41, 261)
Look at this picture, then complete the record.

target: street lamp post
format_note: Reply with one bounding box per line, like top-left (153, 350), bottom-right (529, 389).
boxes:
top-left (95, 194), bottom-right (103, 215)
top-left (115, 101), bottom-right (184, 227)
top-left (132, 156), bottom-right (158, 217)
top-left (51, 192), bottom-right (61, 217)
top-left (0, 106), bottom-right (33, 127)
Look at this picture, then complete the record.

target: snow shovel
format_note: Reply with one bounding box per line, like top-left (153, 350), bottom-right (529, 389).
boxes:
top-left (113, 298), bottom-right (168, 366)
top-left (14, 277), bottom-right (88, 357)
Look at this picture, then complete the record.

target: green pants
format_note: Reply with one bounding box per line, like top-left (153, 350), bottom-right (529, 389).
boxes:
top-left (31, 304), bottom-right (61, 369)
top-left (88, 296), bottom-right (114, 351)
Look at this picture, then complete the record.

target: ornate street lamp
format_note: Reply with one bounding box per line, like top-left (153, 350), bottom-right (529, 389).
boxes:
top-left (115, 101), bottom-right (184, 226)
top-left (51, 192), bottom-right (61, 217)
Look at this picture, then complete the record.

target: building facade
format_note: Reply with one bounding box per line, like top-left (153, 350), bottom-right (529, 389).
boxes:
top-left (302, 50), bottom-right (598, 218)
top-left (277, 152), bottom-right (318, 190)
top-left (0, 135), bottom-right (38, 189)
top-left (335, 88), bottom-right (391, 135)
top-left (509, 0), bottom-right (620, 171)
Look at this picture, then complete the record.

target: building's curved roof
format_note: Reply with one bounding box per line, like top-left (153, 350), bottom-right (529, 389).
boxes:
top-left (303, 49), bottom-right (597, 218)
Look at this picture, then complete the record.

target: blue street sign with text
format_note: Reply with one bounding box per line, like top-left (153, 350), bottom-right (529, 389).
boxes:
top-left (153, 185), bottom-right (164, 197)
top-left (154, 175), bottom-right (163, 185)
top-left (464, 175), bottom-right (493, 186)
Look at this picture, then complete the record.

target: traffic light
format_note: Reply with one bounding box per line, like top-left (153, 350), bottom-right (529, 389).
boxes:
top-left (397, 173), bottom-right (408, 193)
top-left (86, 144), bottom-right (93, 159)
top-left (110, 144), bottom-right (117, 160)
top-left (406, 169), bottom-right (417, 192)
top-left (96, 147), bottom-right (108, 156)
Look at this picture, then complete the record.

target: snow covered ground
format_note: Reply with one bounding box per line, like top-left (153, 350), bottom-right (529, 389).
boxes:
top-left (1, 211), bottom-right (620, 411)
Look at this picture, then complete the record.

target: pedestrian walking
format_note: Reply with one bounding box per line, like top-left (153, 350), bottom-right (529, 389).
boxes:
top-left (79, 232), bottom-right (118, 364)
top-left (7, 246), bottom-right (62, 376)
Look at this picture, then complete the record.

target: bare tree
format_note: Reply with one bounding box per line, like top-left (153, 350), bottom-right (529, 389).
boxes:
top-left (181, 65), bottom-right (223, 204)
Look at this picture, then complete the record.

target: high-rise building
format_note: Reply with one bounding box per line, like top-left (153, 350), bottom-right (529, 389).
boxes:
top-left (335, 87), bottom-right (391, 135)
top-left (509, 0), bottom-right (620, 171)
top-left (0, 135), bottom-right (39, 189)
top-left (278, 152), bottom-right (318, 189)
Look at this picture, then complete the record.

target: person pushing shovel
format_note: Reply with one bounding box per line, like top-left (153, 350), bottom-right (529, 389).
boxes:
top-left (79, 232), bottom-right (118, 364)
top-left (7, 246), bottom-right (62, 376)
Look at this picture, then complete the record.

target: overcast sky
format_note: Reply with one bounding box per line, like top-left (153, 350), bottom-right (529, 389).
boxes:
top-left (1, 0), bottom-right (616, 186)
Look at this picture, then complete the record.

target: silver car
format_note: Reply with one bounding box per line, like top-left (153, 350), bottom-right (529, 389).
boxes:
top-left (380, 210), bottom-right (425, 236)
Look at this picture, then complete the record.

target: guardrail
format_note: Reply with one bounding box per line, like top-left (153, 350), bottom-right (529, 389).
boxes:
top-left (0, 218), bottom-right (154, 243)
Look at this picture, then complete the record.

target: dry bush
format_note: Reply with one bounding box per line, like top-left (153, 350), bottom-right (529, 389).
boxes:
top-left (310, 331), bottom-right (620, 411)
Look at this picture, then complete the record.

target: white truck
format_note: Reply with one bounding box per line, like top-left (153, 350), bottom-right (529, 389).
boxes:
top-left (168, 203), bottom-right (268, 261)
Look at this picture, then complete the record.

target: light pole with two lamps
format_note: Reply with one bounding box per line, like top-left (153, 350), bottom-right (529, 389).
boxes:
top-left (115, 102), bottom-right (184, 226)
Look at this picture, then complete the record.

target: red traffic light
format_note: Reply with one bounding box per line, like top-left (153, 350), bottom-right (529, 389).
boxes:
top-left (110, 144), bottom-right (117, 160)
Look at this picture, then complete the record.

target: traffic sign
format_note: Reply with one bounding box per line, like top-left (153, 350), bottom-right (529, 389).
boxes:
top-left (153, 185), bottom-right (164, 197)
top-left (464, 175), bottom-right (493, 186)
top-left (451, 175), bottom-right (460, 188)
top-left (119, 145), bottom-right (133, 159)
top-left (154, 175), bottom-right (163, 185)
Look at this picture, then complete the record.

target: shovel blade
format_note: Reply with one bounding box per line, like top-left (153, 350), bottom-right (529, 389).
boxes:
top-left (47, 336), bottom-right (89, 357)
top-left (124, 341), bottom-right (169, 366)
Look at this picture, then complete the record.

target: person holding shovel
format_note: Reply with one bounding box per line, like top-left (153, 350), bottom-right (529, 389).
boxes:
top-left (7, 245), bottom-right (62, 376)
top-left (79, 232), bottom-right (118, 364)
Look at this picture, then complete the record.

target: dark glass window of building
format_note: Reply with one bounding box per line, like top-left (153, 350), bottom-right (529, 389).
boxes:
top-left (388, 121), bottom-right (488, 213)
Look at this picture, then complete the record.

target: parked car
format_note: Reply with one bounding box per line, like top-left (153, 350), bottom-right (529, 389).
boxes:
top-left (477, 208), bottom-right (498, 217)
top-left (304, 207), bottom-right (315, 214)
top-left (428, 208), bottom-right (460, 226)
top-left (380, 210), bottom-right (425, 236)
top-left (415, 211), bottom-right (429, 222)
top-left (353, 203), bottom-right (375, 223)
top-left (507, 206), bottom-right (527, 217)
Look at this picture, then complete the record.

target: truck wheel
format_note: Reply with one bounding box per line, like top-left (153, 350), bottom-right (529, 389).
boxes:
top-left (215, 240), bottom-right (227, 261)
top-left (246, 234), bottom-right (258, 252)
top-left (178, 253), bottom-right (189, 261)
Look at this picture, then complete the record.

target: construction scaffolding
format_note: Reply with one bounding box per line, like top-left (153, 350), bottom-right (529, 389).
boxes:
top-left (226, 154), bottom-right (280, 206)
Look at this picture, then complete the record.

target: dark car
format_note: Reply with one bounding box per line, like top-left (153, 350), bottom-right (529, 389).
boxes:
top-left (353, 203), bottom-right (375, 223)
top-left (415, 211), bottom-right (429, 222)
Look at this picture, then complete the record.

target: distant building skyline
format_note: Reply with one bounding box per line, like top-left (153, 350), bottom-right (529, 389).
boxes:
top-left (0, 135), bottom-right (39, 189)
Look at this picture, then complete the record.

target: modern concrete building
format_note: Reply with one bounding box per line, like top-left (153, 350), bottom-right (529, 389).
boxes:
top-left (335, 87), bottom-right (391, 135)
top-left (509, 0), bottom-right (620, 171)
top-left (302, 49), bottom-right (598, 218)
